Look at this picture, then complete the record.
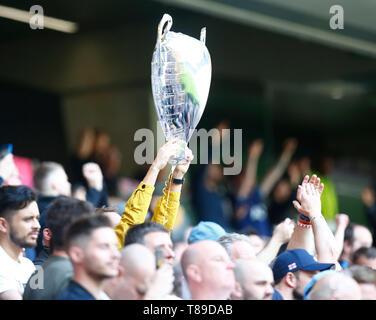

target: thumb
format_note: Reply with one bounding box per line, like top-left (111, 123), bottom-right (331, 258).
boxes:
top-left (292, 200), bottom-right (302, 212)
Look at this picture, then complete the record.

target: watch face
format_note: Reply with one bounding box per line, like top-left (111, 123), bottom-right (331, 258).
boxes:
top-left (172, 177), bottom-right (184, 184)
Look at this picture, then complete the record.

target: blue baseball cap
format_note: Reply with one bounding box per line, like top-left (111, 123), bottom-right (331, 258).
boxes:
top-left (188, 221), bottom-right (226, 244)
top-left (272, 249), bottom-right (335, 282)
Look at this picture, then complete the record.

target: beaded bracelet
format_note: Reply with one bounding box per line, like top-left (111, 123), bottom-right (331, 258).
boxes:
top-left (297, 221), bottom-right (312, 229)
top-left (297, 214), bottom-right (312, 229)
top-left (299, 214), bottom-right (311, 222)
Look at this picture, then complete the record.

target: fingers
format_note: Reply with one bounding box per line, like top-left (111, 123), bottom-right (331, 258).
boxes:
top-left (302, 174), bottom-right (324, 196)
top-left (185, 148), bottom-right (194, 162)
top-left (83, 162), bottom-right (102, 176)
top-left (296, 185), bottom-right (303, 202)
top-left (292, 200), bottom-right (302, 212)
top-left (309, 174), bottom-right (317, 186)
top-left (314, 177), bottom-right (321, 190)
top-left (318, 183), bottom-right (324, 195)
top-left (302, 175), bottom-right (309, 186)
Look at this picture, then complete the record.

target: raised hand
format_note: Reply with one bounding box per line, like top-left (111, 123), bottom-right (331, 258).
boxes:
top-left (293, 174), bottom-right (324, 219)
top-left (282, 137), bottom-right (298, 155)
top-left (144, 264), bottom-right (174, 300)
top-left (335, 213), bottom-right (349, 230)
top-left (172, 147), bottom-right (194, 179)
top-left (248, 139), bottom-right (264, 160)
top-left (83, 162), bottom-right (103, 191)
top-left (153, 139), bottom-right (180, 171)
top-left (273, 217), bottom-right (295, 243)
top-left (287, 161), bottom-right (301, 186)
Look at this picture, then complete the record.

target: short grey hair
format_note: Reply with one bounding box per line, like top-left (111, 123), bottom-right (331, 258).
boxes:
top-left (33, 161), bottom-right (64, 193)
top-left (217, 233), bottom-right (252, 257)
top-left (343, 265), bottom-right (376, 284)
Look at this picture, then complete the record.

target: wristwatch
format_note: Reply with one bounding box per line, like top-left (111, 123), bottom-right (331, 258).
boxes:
top-left (171, 176), bottom-right (185, 185)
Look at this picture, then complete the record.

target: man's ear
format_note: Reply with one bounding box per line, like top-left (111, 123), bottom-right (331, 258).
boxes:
top-left (342, 240), bottom-right (351, 255)
top-left (68, 246), bottom-right (85, 265)
top-left (186, 264), bottom-right (201, 283)
top-left (51, 180), bottom-right (59, 193)
top-left (285, 272), bottom-right (298, 288)
top-left (43, 228), bottom-right (52, 241)
top-left (0, 217), bottom-right (9, 233)
top-left (231, 281), bottom-right (243, 300)
top-left (116, 265), bottom-right (125, 279)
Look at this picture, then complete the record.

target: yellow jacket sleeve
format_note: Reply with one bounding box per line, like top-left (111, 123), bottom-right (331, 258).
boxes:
top-left (152, 188), bottom-right (181, 232)
top-left (115, 182), bottom-right (154, 249)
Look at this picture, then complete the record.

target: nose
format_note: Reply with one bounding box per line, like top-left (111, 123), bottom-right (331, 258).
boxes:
top-left (166, 246), bottom-right (175, 259)
top-left (113, 247), bottom-right (121, 259)
top-left (33, 218), bottom-right (41, 230)
top-left (266, 284), bottom-right (274, 296)
top-left (227, 260), bottom-right (235, 270)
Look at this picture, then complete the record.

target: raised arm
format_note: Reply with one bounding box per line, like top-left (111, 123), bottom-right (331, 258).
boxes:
top-left (83, 162), bottom-right (108, 207)
top-left (237, 139), bottom-right (263, 199)
top-left (152, 147), bottom-right (194, 230)
top-left (256, 217), bottom-right (295, 265)
top-left (114, 139), bottom-right (180, 249)
top-left (291, 174), bottom-right (340, 267)
top-left (333, 213), bottom-right (350, 261)
top-left (287, 175), bottom-right (315, 254)
top-left (260, 138), bottom-right (297, 198)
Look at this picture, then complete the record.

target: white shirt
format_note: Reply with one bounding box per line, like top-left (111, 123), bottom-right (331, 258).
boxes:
top-left (0, 246), bottom-right (35, 296)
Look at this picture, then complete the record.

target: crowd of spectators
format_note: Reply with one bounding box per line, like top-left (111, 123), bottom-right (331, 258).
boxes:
top-left (0, 125), bottom-right (375, 301)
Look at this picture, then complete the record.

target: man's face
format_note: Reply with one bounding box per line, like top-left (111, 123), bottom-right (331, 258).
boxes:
top-left (9, 201), bottom-right (40, 248)
top-left (294, 270), bottom-right (318, 300)
top-left (198, 243), bottom-right (235, 293)
top-left (352, 226), bottom-right (373, 254)
top-left (120, 265), bottom-right (155, 300)
top-left (248, 235), bottom-right (265, 255)
top-left (241, 265), bottom-right (274, 300)
top-left (54, 168), bottom-right (71, 197)
top-left (144, 231), bottom-right (175, 265)
top-left (83, 227), bottom-right (120, 280)
top-left (355, 256), bottom-right (376, 270)
top-left (231, 240), bottom-right (257, 261)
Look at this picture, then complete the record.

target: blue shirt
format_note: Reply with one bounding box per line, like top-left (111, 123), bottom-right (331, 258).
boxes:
top-left (339, 260), bottom-right (350, 269)
top-left (272, 288), bottom-right (284, 300)
top-left (235, 187), bottom-right (272, 237)
top-left (193, 166), bottom-right (233, 231)
top-left (56, 280), bottom-right (96, 300)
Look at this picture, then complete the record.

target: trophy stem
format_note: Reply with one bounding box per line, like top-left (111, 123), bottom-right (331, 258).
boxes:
top-left (170, 163), bottom-right (177, 176)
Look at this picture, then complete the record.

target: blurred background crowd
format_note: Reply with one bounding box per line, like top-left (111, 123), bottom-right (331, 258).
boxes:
top-left (0, 0), bottom-right (376, 301)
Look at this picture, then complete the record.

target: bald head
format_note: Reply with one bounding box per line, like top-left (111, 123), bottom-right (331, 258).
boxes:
top-left (120, 243), bottom-right (156, 275)
top-left (104, 243), bottom-right (156, 300)
top-left (309, 272), bottom-right (362, 300)
top-left (234, 259), bottom-right (274, 300)
top-left (180, 240), bottom-right (235, 300)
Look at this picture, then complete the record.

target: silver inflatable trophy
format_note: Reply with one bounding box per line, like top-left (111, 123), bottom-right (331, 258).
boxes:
top-left (151, 13), bottom-right (212, 166)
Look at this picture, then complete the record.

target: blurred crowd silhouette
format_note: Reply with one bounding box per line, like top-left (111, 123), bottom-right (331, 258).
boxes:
top-left (0, 121), bottom-right (376, 301)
